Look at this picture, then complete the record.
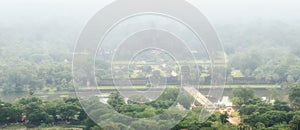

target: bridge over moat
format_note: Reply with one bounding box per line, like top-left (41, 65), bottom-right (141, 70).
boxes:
top-left (183, 87), bottom-right (216, 112)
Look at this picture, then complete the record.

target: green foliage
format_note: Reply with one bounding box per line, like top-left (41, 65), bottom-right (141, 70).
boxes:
top-left (237, 123), bottom-right (251, 130)
top-left (273, 100), bottom-right (291, 112)
top-left (220, 112), bottom-right (229, 124)
top-left (131, 119), bottom-right (160, 130)
top-left (0, 100), bottom-right (21, 124)
top-left (289, 115), bottom-right (300, 130)
top-left (230, 84), bottom-right (300, 129)
top-left (232, 87), bottom-right (255, 108)
top-left (177, 91), bottom-right (194, 109)
top-left (255, 122), bottom-right (265, 129)
top-left (107, 92), bottom-right (125, 112)
top-left (260, 111), bottom-right (288, 127)
top-left (289, 85), bottom-right (300, 110)
top-left (14, 97), bottom-right (53, 126)
top-left (230, 50), bottom-right (263, 77)
top-left (145, 88), bottom-right (179, 109)
top-left (0, 97), bottom-right (88, 128)
top-left (239, 105), bottom-right (258, 115)
top-left (0, 60), bottom-right (73, 94)
top-left (0, 87), bottom-right (299, 130)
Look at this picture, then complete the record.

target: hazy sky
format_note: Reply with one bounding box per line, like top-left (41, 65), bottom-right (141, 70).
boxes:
top-left (1, 0), bottom-right (300, 25)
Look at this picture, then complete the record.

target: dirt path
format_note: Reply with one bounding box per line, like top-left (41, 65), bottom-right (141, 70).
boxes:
top-left (219, 107), bottom-right (241, 125)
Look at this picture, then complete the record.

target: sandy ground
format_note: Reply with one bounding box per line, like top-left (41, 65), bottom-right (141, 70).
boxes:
top-left (219, 107), bottom-right (241, 125)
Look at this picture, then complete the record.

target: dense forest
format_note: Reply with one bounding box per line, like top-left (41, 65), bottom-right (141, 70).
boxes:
top-left (1, 85), bottom-right (300, 129)
top-left (1, 21), bottom-right (300, 93)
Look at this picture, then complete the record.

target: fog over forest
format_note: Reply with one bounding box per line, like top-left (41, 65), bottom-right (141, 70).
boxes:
top-left (1, 0), bottom-right (300, 129)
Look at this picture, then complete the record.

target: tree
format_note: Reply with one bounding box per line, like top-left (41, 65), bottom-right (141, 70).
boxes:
top-left (288, 85), bottom-right (300, 110)
top-left (220, 112), bottom-right (229, 124)
top-left (237, 123), bottom-right (251, 130)
top-left (177, 91), bottom-right (194, 109)
top-left (255, 122), bottom-right (265, 129)
top-left (260, 111), bottom-right (287, 127)
top-left (230, 50), bottom-right (263, 77)
top-left (232, 87), bottom-right (255, 107)
top-left (239, 105), bottom-right (257, 115)
top-left (91, 125), bottom-right (102, 130)
top-left (16, 97), bottom-right (53, 126)
top-left (0, 101), bottom-right (21, 124)
top-left (131, 119), bottom-right (160, 130)
top-left (84, 118), bottom-right (99, 130)
top-left (55, 98), bottom-right (82, 123)
top-left (26, 109), bottom-right (53, 126)
top-left (273, 100), bottom-right (291, 112)
top-left (135, 107), bottom-right (156, 118)
top-left (232, 97), bottom-right (244, 108)
top-left (108, 92), bottom-right (125, 112)
top-left (290, 115), bottom-right (300, 130)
